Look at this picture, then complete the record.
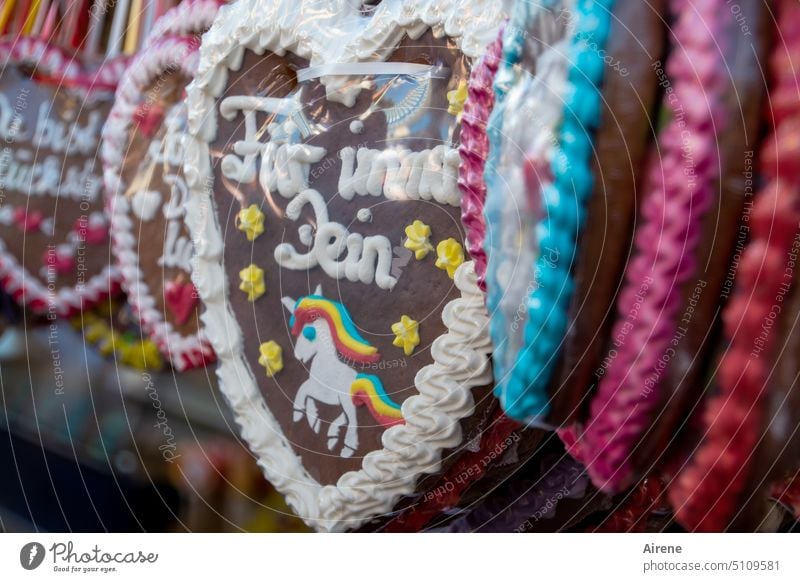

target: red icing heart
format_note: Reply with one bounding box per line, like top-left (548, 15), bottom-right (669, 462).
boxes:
top-left (42, 246), bottom-right (74, 275)
top-left (164, 280), bottom-right (198, 326)
top-left (13, 208), bottom-right (44, 232)
top-left (73, 216), bottom-right (109, 245)
top-left (134, 102), bottom-right (166, 138)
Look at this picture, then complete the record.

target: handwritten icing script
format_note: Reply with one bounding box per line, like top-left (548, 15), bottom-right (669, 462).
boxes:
top-left (219, 95), bottom-right (460, 291)
top-left (130, 105), bottom-right (193, 272)
top-left (0, 95), bottom-right (104, 202)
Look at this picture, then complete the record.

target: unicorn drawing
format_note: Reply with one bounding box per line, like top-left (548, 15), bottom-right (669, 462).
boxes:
top-left (282, 285), bottom-right (404, 458)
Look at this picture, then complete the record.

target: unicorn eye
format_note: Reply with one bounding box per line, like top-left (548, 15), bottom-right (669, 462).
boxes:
top-left (302, 326), bottom-right (317, 341)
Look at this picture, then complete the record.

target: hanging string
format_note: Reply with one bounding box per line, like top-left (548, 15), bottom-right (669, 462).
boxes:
top-left (21, 0), bottom-right (41, 34)
top-left (106, 0), bottom-right (130, 56)
top-left (13, 0), bottom-right (32, 34)
top-left (123, 0), bottom-right (142, 54)
top-left (86, 0), bottom-right (106, 54)
top-left (39, 0), bottom-right (58, 39)
top-left (31, 0), bottom-right (49, 36)
top-left (0, 0), bottom-right (17, 35)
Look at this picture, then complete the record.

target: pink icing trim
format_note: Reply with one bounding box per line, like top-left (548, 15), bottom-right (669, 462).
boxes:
top-left (458, 24), bottom-right (504, 291)
top-left (565, 0), bottom-right (728, 493)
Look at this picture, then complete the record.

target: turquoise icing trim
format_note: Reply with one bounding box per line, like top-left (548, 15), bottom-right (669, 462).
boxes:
top-left (497, 0), bottom-right (615, 422)
top-left (355, 373), bottom-right (401, 410)
top-left (483, 4), bottom-right (530, 385)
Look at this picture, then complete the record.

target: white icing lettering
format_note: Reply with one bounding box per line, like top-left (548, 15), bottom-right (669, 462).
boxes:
top-left (337, 145), bottom-right (460, 206)
top-left (33, 103), bottom-right (103, 156)
top-left (218, 95), bottom-right (325, 197)
top-left (274, 189), bottom-right (397, 290)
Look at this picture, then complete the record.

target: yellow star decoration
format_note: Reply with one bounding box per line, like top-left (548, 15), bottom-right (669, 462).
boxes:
top-left (121, 340), bottom-right (164, 371)
top-left (435, 238), bottom-right (465, 279)
top-left (239, 264), bottom-right (266, 302)
top-left (237, 204), bottom-right (265, 241)
top-left (258, 341), bottom-right (284, 377)
top-left (404, 219), bottom-right (434, 260)
top-left (447, 79), bottom-right (468, 120)
top-left (392, 315), bottom-right (420, 356)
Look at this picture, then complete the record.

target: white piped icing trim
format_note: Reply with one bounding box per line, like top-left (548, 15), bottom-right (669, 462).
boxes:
top-left (0, 37), bottom-right (124, 317)
top-left (184, 0), bottom-right (502, 531)
top-left (101, 36), bottom-right (214, 372)
top-left (144, 0), bottom-right (224, 46)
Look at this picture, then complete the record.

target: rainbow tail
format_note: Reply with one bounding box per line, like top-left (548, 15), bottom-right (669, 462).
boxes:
top-left (350, 374), bottom-right (405, 428)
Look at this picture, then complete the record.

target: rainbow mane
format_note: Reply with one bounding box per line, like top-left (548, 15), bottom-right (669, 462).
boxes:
top-left (290, 295), bottom-right (380, 364)
top-left (350, 374), bottom-right (405, 428)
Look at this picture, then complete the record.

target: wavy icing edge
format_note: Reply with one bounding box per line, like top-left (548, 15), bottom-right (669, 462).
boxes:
top-left (565, 0), bottom-right (728, 494)
top-left (0, 37), bottom-right (125, 317)
top-left (145, 0), bottom-right (225, 46)
top-left (484, 2), bottom-right (569, 385)
top-left (668, 0), bottom-right (800, 531)
top-left (101, 35), bottom-right (215, 372)
top-left (493, 0), bottom-right (594, 422)
top-left (183, 0), bottom-right (502, 531)
top-left (457, 24), bottom-right (504, 292)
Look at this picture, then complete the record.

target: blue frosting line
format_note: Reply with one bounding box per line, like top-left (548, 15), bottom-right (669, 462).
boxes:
top-left (483, 6), bottom-right (528, 387)
top-left (495, 0), bottom-right (615, 422)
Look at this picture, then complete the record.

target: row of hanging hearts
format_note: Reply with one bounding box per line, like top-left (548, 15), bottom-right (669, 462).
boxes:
top-left (0, 0), bottom-right (223, 372)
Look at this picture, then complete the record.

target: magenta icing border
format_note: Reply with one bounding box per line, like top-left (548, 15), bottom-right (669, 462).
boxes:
top-left (101, 36), bottom-right (214, 371)
top-left (562, 0), bottom-right (729, 492)
top-left (458, 24), bottom-right (503, 291)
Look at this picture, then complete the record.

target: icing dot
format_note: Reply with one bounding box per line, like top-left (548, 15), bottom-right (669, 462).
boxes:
top-left (357, 208), bottom-right (373, 223)
top-left (298, 224), bottom-right (314, 246)
top-left (349, 120), bottom-right (364, 134)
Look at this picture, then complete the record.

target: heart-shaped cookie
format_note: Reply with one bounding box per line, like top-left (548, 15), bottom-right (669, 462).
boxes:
top-left (0, 38), bottom-right (125, 316)
top-left (184, 0), bottom-right (505, 531)
top-left (102, 3), bottom-right (220, 371)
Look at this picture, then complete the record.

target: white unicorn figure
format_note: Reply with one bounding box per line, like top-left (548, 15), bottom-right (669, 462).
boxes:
top-left (282, 285), bottom-right (405, 458)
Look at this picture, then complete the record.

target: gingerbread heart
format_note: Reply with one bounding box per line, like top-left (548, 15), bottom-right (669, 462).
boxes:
top-left (0, 38), bottom-right (125, 316)
top-left (184, 0), bottom-right (505, 531)
top-left (102, 1), bottom-right (220, 371)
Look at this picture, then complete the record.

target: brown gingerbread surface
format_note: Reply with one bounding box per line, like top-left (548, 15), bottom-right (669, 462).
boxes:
top-left (0, 65), bottom-right (113, 312)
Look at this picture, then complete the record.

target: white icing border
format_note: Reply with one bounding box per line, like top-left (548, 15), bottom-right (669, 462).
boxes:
top-left (102, 35), bottom-right (215, 372)
top-left (184, 0), bottom-right (503, 531)
top-left (0, 37), bottom-right (125, 317)
top-left (145, 0), bottom-right (224, 46)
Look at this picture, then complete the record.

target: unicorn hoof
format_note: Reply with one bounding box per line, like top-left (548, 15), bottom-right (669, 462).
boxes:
top-left (327, 437), bottom-right (339, 451)
top-left (293, 409), bottom-right (303, 422)
top-left (340, 445), bottom-right (356, 458)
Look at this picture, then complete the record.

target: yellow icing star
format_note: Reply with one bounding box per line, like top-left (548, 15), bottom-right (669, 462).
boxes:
top-left (447, 79), bottom-right (468, 120)
top-left (258, 340), bottom-right (284, 377)
top-left (237, 204), bottom-right (265, 241)
top-left (404, 219), bottom-right (434, 260)
top-left (435, 238), bottom-right (465, 279)
top-left (122, 340), bottom-right (164, 370)
top-left (239, 264), bottom-right (266, 302)
top-left (392, 315), bottom-right (420, 356)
